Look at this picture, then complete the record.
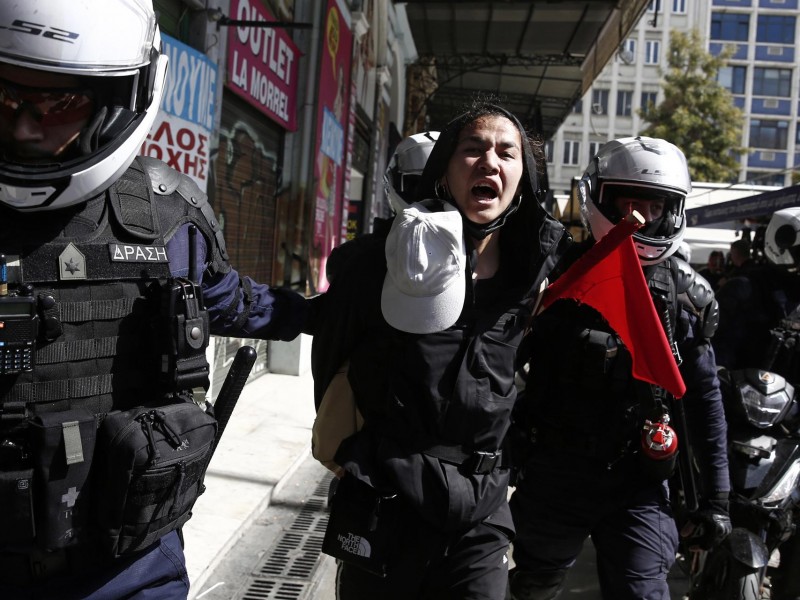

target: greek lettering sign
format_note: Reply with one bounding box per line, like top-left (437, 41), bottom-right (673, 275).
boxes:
top-left (142, 34), bottom-right (217, 192)
top-left (226, 0), bottom-right (300, 131)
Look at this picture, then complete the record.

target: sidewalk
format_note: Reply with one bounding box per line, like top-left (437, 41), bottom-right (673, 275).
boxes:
top-left (182, 366), bottom-right (317, 598)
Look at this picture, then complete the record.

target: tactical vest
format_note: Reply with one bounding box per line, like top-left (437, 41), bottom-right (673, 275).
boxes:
top-left (524, 255), bottom-right (718, 464)
top-left (0, 157), bottom-right (227, 563)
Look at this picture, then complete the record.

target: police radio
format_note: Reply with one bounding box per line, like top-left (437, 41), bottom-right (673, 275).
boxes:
top-left (0, 254), bottom-right (38, 375)
top-left (0, 291), bottom-right (37, 375)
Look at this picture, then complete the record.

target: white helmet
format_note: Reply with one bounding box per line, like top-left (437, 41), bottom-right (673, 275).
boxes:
top-left (0, 0), bottom-right (168, 211)
top-left (765, 208), bottom-right (800, 266)
top-left (577, 136), bottom-right (690, 265)
top-left (384, 131), bottom-right (439, 213)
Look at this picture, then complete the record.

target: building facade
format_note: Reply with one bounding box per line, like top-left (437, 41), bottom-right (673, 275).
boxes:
top-left (547, 0), bottom-right (799, 196)
top-left (149, 0), bottom-right (417, 383)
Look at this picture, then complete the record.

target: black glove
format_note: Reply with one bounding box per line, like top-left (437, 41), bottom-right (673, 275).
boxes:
top-left (680, 492), bottom-right (732, 550)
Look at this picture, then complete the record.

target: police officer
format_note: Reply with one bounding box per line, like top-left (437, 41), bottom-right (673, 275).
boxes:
top-left (384, 131), bottom-right (440, 213)
top-left (509, 137), bottom-right (731, 599)
top-left (323, 130), bottom-right (440, 288)
top-left (717, 208), bottom-right (800, 599)
top-left (0, 1), bottom-right (308, 598)
top-left (713, 208), bottom-right (800, 372)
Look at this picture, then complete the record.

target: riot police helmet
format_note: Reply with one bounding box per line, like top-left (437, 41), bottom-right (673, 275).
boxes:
top-left (0, 0), bottom-right (168, 211)
top-left (384, 131), bottom-right (439, 213)
top-left (577, 136), bottom-right (690, 265)
top-left (765, 207), bottom-right (800, 267)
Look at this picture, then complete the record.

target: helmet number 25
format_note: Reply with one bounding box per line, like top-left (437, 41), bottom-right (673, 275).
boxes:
top-left (0, 20), bottom-right (79, 44)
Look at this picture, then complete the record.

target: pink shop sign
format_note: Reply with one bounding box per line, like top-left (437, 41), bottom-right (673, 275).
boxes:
top-left (226, 0), bottom-right (300, 130)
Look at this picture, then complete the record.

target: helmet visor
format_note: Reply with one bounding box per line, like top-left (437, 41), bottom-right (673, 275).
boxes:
top-left (0, 76), bottom-right (95, 162)
top-left (600, 183), bottom-right (684, 239)
top-left (392, 170), bottom-right (423, 203)
top-left (0, 77), bottom-right (94, 128)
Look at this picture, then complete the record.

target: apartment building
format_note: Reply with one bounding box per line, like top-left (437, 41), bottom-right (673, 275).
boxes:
top-left (547, 0), bottom-right (799, 196)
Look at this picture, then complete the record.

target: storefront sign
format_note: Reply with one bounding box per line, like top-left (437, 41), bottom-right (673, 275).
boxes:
top-left (141, 34), bottom-right (217, 191)
top-left (226, 0), bottom-right (300, 131)
top-left (311, 0), bottom-right (353, 292)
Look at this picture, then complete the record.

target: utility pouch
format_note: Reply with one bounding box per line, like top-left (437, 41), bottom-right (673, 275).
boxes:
top-left (31, 408), bottom-right (97, 550)
top-left (95, 401), bottom-right (217, 558)
top-left (322, 475), bottom-right (398, 577)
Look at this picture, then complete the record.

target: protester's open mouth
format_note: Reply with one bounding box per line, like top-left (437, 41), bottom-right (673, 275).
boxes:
top-left (472, 184), bottom-right (498, 200)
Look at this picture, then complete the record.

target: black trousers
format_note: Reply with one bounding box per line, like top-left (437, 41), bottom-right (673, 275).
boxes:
top-left (510, 452), bottom-right (678, 600)
top-left (335, 500), bottom-right (512, 600)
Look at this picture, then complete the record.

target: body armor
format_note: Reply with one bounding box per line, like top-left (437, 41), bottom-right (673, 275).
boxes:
top-left (0, 158), bottom-right (224, 557)
top-left (523, 255), bottom-right (718, 467)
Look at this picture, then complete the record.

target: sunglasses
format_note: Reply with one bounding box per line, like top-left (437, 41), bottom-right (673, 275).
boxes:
top-left (0, 76), bottom-right (94, 128)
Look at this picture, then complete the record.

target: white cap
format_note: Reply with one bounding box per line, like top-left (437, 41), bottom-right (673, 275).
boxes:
top-left (381, 201), bottom-right (466, 334)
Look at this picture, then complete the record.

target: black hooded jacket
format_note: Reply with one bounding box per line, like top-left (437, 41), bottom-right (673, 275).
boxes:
top-left (309, 104), bottom-right (569, 532)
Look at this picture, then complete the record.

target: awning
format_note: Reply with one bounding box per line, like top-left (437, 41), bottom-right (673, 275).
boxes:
top-left (686, 184), bottom-right (800, 227)
top-left (402, 0), bottom-right (651, 140)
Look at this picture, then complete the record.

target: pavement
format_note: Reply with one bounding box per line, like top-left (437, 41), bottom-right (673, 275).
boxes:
top-left (182, 363), bottom-right (319, 599)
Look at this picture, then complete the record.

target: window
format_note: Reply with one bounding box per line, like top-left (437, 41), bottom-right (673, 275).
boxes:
top-left (645, 40), bottom-right (660, 64)
top-left (617, 38), bottom-right (636, 64)
top-left (617, 91), bottom-right (633, 116)
top-left (710, 12), bottom-right (750, 41)
top-left (749, 119), bottom-right (789, 149)
top-left (672, 0), bottom-right (687, 13)
top-left (757, 15), bottom-right (795, 44)
top-left (718, 65), bottom-right (747, 94)
top-left (588, 141), bottom-right (602, 161)
top-left (745, 171), bottom-right (785, 187)
top-left (753, 67), bottom-right (792, 97)
top-left (545, 140), bottom-right (554, 164)
top-left (572, 99), bottom-right (583, 114)
top-left (640, 92), bottom-right (658, 114)
top-left (648, 0), bottom-right (662, 12)
top-left (563, 140), bottom-right (581, 166)
top-left (591, 89), bottom-right (609, 115)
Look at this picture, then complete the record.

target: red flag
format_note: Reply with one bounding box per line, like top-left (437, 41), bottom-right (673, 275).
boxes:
top-left (540, 214), bottom-right (687, 398)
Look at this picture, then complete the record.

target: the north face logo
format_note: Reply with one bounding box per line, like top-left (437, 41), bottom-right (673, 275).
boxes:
top-left (336, 532), bottom-right (372, 557)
